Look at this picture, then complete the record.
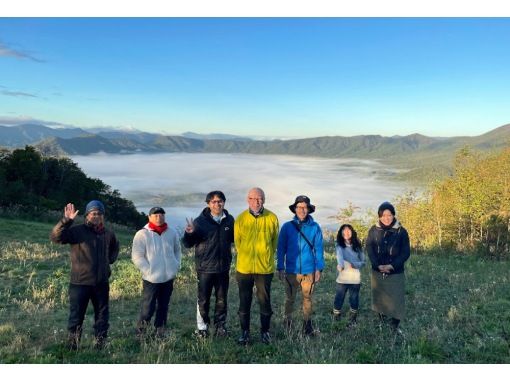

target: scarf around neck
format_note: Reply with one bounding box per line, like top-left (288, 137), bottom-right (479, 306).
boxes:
top-left (86, 221), bottom-right (105, 234)
top-left (380, 219), bottom-right (397, 231)
top-left (149, 222), bottom-right (168, 235)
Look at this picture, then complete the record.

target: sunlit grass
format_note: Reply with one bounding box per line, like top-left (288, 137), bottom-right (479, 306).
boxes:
top-left (1, 217), bottom-right (509, 363)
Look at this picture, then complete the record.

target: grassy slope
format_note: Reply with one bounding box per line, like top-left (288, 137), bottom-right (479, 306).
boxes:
top-left (0, 217), bottom-right (509, 364)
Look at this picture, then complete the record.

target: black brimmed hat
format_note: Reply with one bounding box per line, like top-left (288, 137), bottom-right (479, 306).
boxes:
top-left (289, 195), bottom-right (315, 214)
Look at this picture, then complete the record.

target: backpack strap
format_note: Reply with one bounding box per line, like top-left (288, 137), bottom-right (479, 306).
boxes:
top-left (291, 221), bottom-right (315, 252)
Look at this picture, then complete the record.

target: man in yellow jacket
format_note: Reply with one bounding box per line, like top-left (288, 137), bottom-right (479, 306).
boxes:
top-left (235, 187), bottom-right (279, 345)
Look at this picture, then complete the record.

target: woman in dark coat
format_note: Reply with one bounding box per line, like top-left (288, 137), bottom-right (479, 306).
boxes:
top-left (365, 202), bottom-right (410, 333)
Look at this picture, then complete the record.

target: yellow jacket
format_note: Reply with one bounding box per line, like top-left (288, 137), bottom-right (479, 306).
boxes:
top-left (235, 208), bottom-right (279, 274)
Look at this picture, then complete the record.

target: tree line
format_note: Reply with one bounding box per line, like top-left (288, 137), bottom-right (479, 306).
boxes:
top-left (333, 146), bottom-right (510, 259)
top-left (0, 146), bottom-right (146, 228)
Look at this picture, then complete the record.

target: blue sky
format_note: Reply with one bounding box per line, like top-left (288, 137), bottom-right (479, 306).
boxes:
top-left (0, 18), bottom-right (509, 138)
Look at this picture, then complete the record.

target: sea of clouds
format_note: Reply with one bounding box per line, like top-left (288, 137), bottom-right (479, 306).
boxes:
top-left (72, 152), bottom-right (406, 232)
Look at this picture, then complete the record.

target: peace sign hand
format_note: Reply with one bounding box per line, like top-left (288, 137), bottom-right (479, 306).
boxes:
top-left (185, 217), bottom-right (194, 233)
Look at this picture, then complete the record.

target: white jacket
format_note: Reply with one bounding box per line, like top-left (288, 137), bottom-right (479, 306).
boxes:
top-left (131, 224), bottom-right (181, 283)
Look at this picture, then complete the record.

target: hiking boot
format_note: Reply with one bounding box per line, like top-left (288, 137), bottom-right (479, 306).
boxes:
top-left (260, 331), bottom-right (271, 345)
top-left (135, 324), bottom-right (146, 339)
top-left (237, 330), bottom-right (251, 345)
top-left (347, 309), bottom-right (358, 327)
top-left (394, 327), bottom-right (404, 336)
top-left (94, 336), bottom-right (107, 350)
top-left (390, 318), bottom-right (403, 336)
top-left (214, 325), bottom-right (228, 337)
top-left (67, 333), bottom-right (80, 351)
top-left (333, 309), bottom-right (342, 321)
top-left (302, 320), bottom-right (314, 337)
top-left (67, 328), bottom-right (82, 351)
top-left (155, 327), bottom-right (167, 338)
top-left (194, 329), bottom-right (209, 339)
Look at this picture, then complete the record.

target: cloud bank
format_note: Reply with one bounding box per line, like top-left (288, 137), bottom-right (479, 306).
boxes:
top-left (72, 152), bottom-right (406, 231)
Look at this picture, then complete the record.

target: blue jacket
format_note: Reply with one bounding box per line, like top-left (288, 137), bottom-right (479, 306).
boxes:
top-left (336, 244), bottom-right (365, 270)
top-left (277, 215), bottom-right (324, 274)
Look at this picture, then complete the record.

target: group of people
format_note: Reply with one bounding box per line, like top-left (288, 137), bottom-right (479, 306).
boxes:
top-left (176, 188), bottom-right (325, 345)
top-left (50, 190), bottom-right (410, 350)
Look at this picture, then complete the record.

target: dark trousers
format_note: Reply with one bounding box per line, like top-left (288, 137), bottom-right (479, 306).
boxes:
top-left (196, 271), bottom-right (229, 329)
top-left (138, 279), bottom-right (174, 328)
top-left (236, 272), bottom-right (273, 332)
top-left (334, 283), bottom-right (360, 311)
top-left (68, 282), bottom-right (109, 338)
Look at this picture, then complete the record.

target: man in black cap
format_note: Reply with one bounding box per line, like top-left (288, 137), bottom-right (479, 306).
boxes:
top-left (50, 201), bottom-right (119, 350)
top-left (132, 206), bottom-right (181, 338)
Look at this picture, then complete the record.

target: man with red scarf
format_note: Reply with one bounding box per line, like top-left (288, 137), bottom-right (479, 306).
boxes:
top-left (50, 200), bottom-right (119, 350)
top-left (132, 206), bottom-right (182, 338)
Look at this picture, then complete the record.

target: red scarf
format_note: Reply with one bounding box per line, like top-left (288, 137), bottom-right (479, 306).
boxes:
top-left (87, 221), bottom-right (105, 234)
top-left (149, 222), bottom-right (168, 235)
top-left (94, 223), bottom-right (105, 234)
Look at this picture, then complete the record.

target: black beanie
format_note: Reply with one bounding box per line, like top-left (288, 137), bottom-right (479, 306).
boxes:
top-left (378, 201), bottom-right (395, 217)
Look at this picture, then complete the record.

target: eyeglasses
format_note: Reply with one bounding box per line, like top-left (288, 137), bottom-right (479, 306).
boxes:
top-left (209, 200), bottom-right (224, 204)
top-left (295, 206), bottom-right (308, 211)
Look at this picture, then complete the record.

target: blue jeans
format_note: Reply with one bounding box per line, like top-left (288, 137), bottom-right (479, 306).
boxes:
top-left (334, 283), bottom-right (360, 311)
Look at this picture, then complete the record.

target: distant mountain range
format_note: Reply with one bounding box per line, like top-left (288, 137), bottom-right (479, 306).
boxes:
top-left (1, 123), bottom-right (510, 179)
top-left (181, 132), bottom-right (252, 141)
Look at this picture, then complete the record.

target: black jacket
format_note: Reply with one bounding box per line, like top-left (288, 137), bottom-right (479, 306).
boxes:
top-left (182, 208), bottom-right (234, 273)
top-left (50, 218), bottom-right (119, 285)
top-left (365, 220), bottom-right (410, 274)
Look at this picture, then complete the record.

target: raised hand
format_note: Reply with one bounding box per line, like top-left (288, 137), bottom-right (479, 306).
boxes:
top-left (64, 203), bottom-right (79, 220)
top-left (185, 217), bottom-right (194, 233)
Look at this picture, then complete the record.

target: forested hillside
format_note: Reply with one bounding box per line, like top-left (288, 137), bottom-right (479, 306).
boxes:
top-left (396, 146), bottom-right (510, 258)
top-left (0, 146), bottom-right (146, 228)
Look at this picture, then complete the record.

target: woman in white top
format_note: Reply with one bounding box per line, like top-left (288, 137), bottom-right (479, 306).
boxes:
top-left (333, 224), bottom-right (365, 326)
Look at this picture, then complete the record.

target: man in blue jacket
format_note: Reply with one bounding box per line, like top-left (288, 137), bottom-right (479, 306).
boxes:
top-left (277, 195), bottom-right (324, 336)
